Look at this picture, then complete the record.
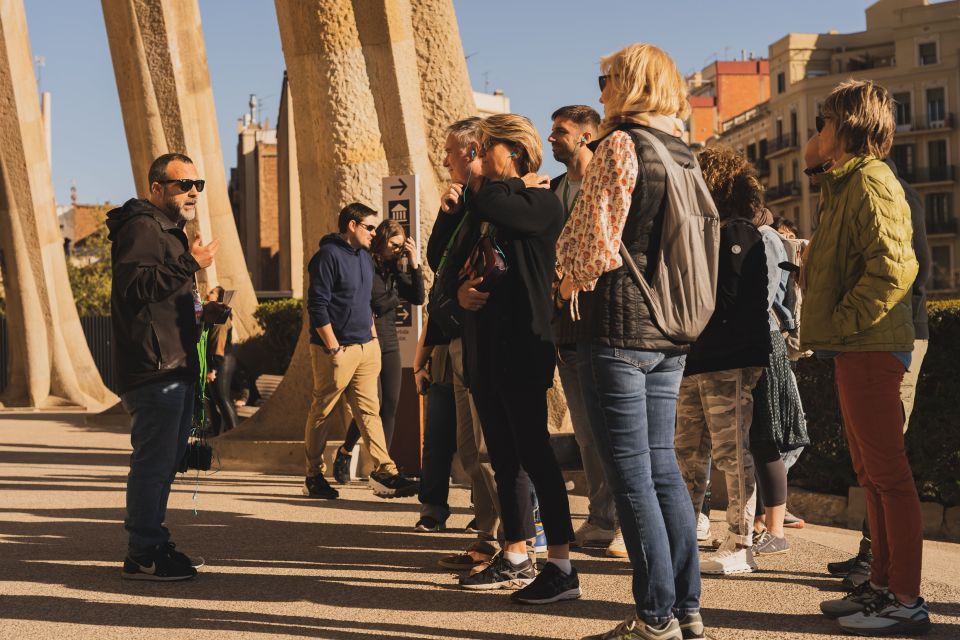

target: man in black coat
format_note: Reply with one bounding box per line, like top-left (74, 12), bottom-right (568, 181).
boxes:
top-left (107, 153), bottom-right (221, 582)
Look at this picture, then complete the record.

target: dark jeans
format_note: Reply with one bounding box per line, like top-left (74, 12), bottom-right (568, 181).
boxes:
top-left (418, 381), bottom-right (458, 522)
top-left (470, 380), bottom-right (574, 546)
top-left (343, 349), bottom-right (402, 450)
top-left (209, 353), bottom-right (238, 435)
top-left (121, 379), bottom-right (195, 555)
top-left (577, 342), bottom-right (700, 623)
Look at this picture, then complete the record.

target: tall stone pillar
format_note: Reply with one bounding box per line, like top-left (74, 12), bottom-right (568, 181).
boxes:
top-left (215, 0), bottom-right (391, 469)
top-left (100, 0), bottom-right (259, 339)
top-left (0, 0), bottom-right (117, 409)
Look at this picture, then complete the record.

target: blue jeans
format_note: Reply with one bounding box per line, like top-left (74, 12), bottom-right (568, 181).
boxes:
top-left (121, 379), bottom-right (195, 555)
top-left (418, 381), bottom-right (457, 522)
top-left (577, 343), bottom-right (700, 623)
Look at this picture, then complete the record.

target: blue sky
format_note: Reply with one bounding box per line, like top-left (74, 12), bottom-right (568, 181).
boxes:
top-left (23, 0), bottom-right (871, 205)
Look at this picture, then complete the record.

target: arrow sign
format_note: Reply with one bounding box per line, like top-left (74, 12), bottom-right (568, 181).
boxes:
top-left (395, 306), bottom-right (410, 322)
top-left (389, 177), bottom-right (407, 196)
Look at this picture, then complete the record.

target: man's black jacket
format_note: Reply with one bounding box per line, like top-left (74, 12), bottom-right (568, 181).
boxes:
top-left (107, 198), bottom-right (202, 394)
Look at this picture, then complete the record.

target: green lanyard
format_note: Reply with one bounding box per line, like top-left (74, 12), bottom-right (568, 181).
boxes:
top-left (561, 176), bottom-right (581, 221)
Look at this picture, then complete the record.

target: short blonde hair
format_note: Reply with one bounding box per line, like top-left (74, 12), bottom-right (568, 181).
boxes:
top-left (821, 80), bottom-right (895, 159)
top-left (478, 113), bottom-right (543, 175)
top-left (600, 43), bottom-right (689, 134)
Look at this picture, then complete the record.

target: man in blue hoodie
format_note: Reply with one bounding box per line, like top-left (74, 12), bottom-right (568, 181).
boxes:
top-left (107, 153), bottom-right (223, 582)
top-left (303, 202), bottom-right (418, 500)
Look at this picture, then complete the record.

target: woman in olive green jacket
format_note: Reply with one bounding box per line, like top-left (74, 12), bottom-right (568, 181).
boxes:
top-left (803, 80), bottom-right (929, 637)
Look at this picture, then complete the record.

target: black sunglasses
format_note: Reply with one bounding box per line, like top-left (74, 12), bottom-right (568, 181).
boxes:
top-left (159, 178), bottom-right (205, 192)
top-left (815, 115), bottom-right (825, 133)
top-left (598, 75), bottom-right (612, 92)
top-left (358, 223), bottom-right (376, 232)
top-left (804, 160), bottom-right (832, 177)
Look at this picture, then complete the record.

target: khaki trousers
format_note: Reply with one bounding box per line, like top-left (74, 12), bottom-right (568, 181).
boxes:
top-left (304, 342), bottom-right (396, 477)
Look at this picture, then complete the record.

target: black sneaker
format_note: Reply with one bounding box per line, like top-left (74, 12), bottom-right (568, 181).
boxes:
top-left (121, 547), bottom-right (197, 581)
top-left (163, 541), bottom-right (204, 568)
top-left (464, 517), bottom-right (479, 534)
top-left (414, 516), bottom-right (445, 532)
top-left (828, 550), bottom-right (871, 577)
top-left (303, 474), bottom-right (339, 499)
top-left (511, 562), bottom-right (581, 604)
top-left (333, 447), bottom-right (352, 484)
top-left (459, 552), bottom-right (536, 590)
top-left (369, 471), bottom-right (418, 498)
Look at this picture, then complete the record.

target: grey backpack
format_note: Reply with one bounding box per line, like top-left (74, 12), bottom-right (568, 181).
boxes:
top-left (618, 128), bottom-right (720, 344)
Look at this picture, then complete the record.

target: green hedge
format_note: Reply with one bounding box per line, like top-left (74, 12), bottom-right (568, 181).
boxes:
top-left (791, 299), bottom-right (960, 506)
top-left (233, 298), bottom-right (303, 378)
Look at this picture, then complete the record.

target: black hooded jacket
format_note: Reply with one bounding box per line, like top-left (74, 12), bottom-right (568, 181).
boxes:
top-left (107, 198), bottom-right (202, 394)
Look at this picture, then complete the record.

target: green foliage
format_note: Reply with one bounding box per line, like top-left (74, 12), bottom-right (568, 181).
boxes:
top-left (67, 213), bottom-right (112, 316)
top-left (234, 298), bottom-right (303, 377)
top-left (791, 299), bottom-right (960, 506)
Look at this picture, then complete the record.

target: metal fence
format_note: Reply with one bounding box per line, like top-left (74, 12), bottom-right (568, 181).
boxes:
top-left (0, 316), bottom-right (118, 395)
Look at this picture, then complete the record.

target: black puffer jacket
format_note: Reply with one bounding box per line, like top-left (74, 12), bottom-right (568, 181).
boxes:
top-left (107, 199), bottom-right (201, 394)
top-left (371, 260), bottom-right (425, 353)
top-left (576, 125), bottom-right (694, 351)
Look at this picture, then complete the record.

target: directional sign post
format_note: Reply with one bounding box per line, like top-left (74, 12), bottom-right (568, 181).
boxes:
top-left (382, 174), bottom-right (423, 473)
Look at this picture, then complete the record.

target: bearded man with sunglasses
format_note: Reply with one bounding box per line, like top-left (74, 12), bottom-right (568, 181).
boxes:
top-left (108, 153), bottom-right (222, 581)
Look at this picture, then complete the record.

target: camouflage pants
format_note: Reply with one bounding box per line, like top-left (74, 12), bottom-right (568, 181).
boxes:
top-left (675, 367), bottom-right (763, 546)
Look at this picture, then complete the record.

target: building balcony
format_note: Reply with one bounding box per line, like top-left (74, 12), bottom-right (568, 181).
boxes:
top-left (900, 165), bottom-right (956, 185)
top-left (926, 218), bottom-right (957, 235)
top-left (894, 113), bottom-right (955, 136)
top-left (767, 181), bottom-right (801, 203)
top-left (766, 133), bottom-right (799, 159)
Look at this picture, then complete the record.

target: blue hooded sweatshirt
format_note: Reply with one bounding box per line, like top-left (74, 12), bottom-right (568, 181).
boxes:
top-left (307, 233), bottom-right (375, 346)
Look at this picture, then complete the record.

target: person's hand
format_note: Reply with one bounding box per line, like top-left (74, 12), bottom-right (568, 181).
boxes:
top-left (440, 183), bottom-right (464, 213)
top-left (458, 277), bottom-right (489, 311)
top-left (521, 172), bottom-right (550, 189)
top-left (206, 370), bottom-right (217, 383)
top-left (558, 275), bottom-right (575, 302)
top-left (191, 235), bottom-right (220, 268)
top-left (202, 301), bottom-right (230, 324)
top-left (404, 237), bottom-right (419, 268)
top-left (234, 399), bottom-right (247, 408)
top-left (415, 367), bottom-right (432, 395)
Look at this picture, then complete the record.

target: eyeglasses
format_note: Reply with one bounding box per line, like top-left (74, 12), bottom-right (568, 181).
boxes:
top-left (479, 138), bottom-right (507, 153)
top-left (815, 115), bottom-right (826, 133)
top-left (598, 75), bottom-right (612, 92)
top-left (158, 179), bottom-right (205, 192)
top-left (358, 223), bottom-right (376, 233)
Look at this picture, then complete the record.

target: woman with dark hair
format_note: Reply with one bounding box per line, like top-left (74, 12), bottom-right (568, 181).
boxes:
top-left (454, 113), bottom-right (577, 604)
top-left (205, 286), bottom-right (238, 435)
top-left (333, 219), bottom-right (424, 482)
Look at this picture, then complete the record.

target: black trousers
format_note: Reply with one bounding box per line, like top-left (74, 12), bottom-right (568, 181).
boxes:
top-left (470, 381), bottom-right (574, 545)
top-left (343, 349), bottom-right (403, 451)
top-left (209, 353), bottom-right (238, 435)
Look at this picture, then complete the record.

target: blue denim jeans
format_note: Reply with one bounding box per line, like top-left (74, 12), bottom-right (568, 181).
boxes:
top-left (121, 379), bottom-right (195, 555)
top-left (577, 342), bottom-right (700, 623)
top-left (418, 381), bottom-right (457, 522)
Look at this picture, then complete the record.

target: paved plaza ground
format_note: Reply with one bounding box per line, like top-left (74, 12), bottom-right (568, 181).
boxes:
top-left (1, 412), bottom-right (958, 640)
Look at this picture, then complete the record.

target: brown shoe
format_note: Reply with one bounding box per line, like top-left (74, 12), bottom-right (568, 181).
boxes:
top-left (438, 540), bottom-right (497, 571)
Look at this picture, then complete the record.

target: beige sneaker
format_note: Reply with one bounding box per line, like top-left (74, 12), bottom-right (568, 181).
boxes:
top-left (606, 528), bottom-right (628, 558)
top-left (700, 535), bottom-right (757, 575)
top-left (696, 513), bottom-right (711, 542)
top-left (574, 520), bottom-right (616, 548)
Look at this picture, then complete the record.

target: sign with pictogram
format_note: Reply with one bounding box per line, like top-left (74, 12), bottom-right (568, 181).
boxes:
top-left (381, 174), bottom-right (421, 365)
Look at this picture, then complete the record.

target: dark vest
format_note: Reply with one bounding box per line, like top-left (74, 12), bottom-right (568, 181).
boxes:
top-left (577, 125), bottom-right (696, 351)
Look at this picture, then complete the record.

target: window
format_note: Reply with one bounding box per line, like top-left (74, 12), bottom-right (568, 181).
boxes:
top-left (890, 144), bottom-right (915, 181)
top-left (927, 87), bottom-right (946, 125)
top-left (930, 245), bottom-right (952, 290)
top-left (789, 111), bottom-right (797, 145)
top-left (791, 159), bottom-right (799, 181)
top-left (918, 41), bottom-right (938, 66)
top-left (747, 143), bottom-right (757, 162)
top-left (928, 139), bottom-right (949, 181)
top-left (926, 193), bottom-right (953, 233)
top-left (777, 72), bottom-right (785, 94)
top-left (893, 92), bottom-right (912, 127)
top-left (776, 118), bottom-right (783, 145)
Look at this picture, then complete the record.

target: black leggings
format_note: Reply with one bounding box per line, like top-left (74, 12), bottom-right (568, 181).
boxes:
top-left (752, 440), bottom-right (787, 511)
top-left (209, 353), bottom-right (238, 435)
top-left (470, 380), bottom-right (574, 545)
top-left (343, 349), bottom-right (402, 451)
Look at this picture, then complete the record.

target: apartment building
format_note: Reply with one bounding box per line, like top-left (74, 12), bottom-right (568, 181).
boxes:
top-left (713, 0), bottom-right (960, 296)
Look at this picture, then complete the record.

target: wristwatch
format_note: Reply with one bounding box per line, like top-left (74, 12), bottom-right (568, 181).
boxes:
top-left (323, 344), bottom-right (344, 355)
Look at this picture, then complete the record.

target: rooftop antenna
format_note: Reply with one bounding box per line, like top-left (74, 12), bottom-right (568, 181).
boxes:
top-left (70, 179), bottom-right (77, 206)
top-left (249, 94), bottom-right (258, 125)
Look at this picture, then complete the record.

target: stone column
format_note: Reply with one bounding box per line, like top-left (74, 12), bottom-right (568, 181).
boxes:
top-left (215, 0), bottom-right (390, 466)
top-left (101, 0), bottom-right (259, 339)
top-left (0, 0), bottom-right (117, 409)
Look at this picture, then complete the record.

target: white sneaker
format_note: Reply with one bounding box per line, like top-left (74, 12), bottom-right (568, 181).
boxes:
top-left (696, 513), bottom-right (711, 542)
top-left (574, 521), bottom-right (615, 548)
top-left (700, 535), bottom-right (757, 575)
top-left (838, 593), bottom-right (931, 636)
top-left (606, 528), bottom-right (628, 558)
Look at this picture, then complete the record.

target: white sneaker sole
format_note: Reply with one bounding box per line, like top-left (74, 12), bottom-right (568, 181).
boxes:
top-left (513, 586), bottom-right (582, 604)
top-left (701, 563), bottom-right (757, 575)
top-left (459, 577), bottom-right (534, 591)
top-left (369, 479), bottom-right (417, 499)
